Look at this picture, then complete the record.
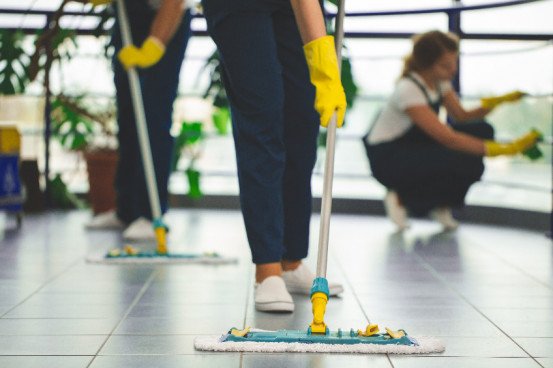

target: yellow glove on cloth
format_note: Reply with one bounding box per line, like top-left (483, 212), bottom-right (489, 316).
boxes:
top-left (484, 130), bottom-right (540, 157)
top-left (303, 35), bottom-right (347, 128)
top-left (89, 0), bottom-right (112, 6)
top-left (480, 90), bottom-right (525, 110)
top-left (117, 36), bottom-right (165, 70)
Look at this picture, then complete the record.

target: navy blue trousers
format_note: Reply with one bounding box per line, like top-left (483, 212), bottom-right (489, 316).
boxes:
top-left (112, 3), bottom-right (192, 224)
top-left (203, 0), bottom-right (320, 264)
top-left (365, 120), bottom-right (494, 216)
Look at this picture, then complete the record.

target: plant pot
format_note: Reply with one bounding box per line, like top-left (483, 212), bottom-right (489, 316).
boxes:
top-left (84, 149), bottom-right (118, 215)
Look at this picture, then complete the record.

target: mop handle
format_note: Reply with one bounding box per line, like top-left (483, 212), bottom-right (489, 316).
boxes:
top-left (315, 0), bottom-right (346, 279)
top-left (117, 0), bottom-right (163, 221)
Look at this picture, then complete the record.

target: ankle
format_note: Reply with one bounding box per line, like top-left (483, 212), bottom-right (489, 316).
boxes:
top-left (255, 262), bottom-right (282, 283)
top-left (281, 260), bottom-right (302, 272)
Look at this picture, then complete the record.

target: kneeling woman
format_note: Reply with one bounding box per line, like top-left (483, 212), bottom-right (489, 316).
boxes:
top-left (363, 30), bottom-right (538, 230)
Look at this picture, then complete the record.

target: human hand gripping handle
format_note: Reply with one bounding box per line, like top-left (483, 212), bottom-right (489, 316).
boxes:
top-left (484, 130), bottom-right (541, 157)
top-left (117, 36), bottom-right (166, 70)
top-left (480, 90), bottom-right (526, 110)
top-left (303, 35), bottom-right (347, 128)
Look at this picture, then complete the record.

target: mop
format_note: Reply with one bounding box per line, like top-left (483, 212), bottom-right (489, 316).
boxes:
top-left (194, 1), bottom-right (445, 354)
top-left (87, 0), bottom-right (236, 265)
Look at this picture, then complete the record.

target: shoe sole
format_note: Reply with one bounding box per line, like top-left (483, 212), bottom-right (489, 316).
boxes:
top-left (255, 301), bottom-right (294, 313)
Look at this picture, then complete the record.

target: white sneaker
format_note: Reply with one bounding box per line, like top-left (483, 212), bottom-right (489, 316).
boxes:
top-left (282, 264), bottom-right (344, 296)
top-left (431, 207), bottom-right (459, 231)
top-left (384, 191), bottom-right (409, 230)
top-left (254, 276), bottom-right (294, 313)
top-left (122, 217), bottom-right (156, 240)
top-left (85, 210), bottom-right (124, 229)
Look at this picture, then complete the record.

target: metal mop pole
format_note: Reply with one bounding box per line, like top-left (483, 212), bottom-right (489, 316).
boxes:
top-left (310, 0), bottom-right (346, 335)
top-left (316, 0), bottom-right (345, 280)
top-left (116, 0), bottom-right (167, 253)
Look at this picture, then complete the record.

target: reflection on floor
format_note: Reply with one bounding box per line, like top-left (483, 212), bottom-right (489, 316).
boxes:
top-left (0, 209), bottom-right (551, 368)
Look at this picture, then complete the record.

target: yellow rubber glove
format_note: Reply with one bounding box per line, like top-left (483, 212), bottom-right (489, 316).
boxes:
top-left (89, 0), bottom-right (112, 6)
top-left (480, 90), bottom-right (525, 110)
top-left (303, 35), bottom-right (347, 128)
top-left (484, 130), bottom-right (540, 157)
top-left (117, 36), bottom-right (165, 70)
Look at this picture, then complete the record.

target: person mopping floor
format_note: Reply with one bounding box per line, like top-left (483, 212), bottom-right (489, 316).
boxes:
top-left (86, 0), bottom-right (235, 265)
top-left (195, 0), bottom-right (444, 354)
top-left (197, 0), bottom-right (346, 312)
top-left (84, 0), bottom-right (192, 241)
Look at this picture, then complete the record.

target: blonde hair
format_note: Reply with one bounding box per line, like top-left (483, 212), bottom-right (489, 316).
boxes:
top-left (401, 30), bottom-right (459, 77)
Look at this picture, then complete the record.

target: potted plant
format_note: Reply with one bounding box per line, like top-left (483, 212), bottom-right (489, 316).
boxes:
top-left (170, 48), bottom-right (231, 200)
top-left (171, 120), bottom-right (204, 199)
top-left (50, 93), bottom-right (117, 213)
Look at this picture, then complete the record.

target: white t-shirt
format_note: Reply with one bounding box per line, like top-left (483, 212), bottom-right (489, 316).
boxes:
top-left (367, 72), bottom-right (453, 145)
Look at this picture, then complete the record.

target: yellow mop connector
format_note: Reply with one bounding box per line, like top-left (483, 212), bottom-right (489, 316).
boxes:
top-left (230, 326), bottom-right (251, 337)
top-left (124, 244), bottom-right (139, 255)
top-left (153, 218), bottom-right (167, 254)
top-left (309, 277), bottom-right (330, 334)
top-left (310, 292), bottom-right (328, 334)
top-left (385, 327), bottom-right (406, 339)
top-left (154, 227), bottom-right (167, 254)
top-left (358, 324), bottom-right (380, 337)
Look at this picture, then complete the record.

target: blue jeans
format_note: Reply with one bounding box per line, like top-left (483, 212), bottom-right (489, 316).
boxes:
top-left (111, 3), bottom-right (192, 224)
top-left (203, 0), bottom-right (320, 264)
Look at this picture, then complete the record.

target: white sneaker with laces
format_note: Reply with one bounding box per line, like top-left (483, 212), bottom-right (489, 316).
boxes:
top-left (254, 276), bottom-right (294, 312)
top-left (85, 210), bottom-right (124, 229)
top-left (384, 191), bottom-right (409, 230)
top-left (282, 264), bottom-right (344, 296)
top-left (431, 207), bottom-right (459, 231)
top-left (122, 217), bottom-right (156, 240)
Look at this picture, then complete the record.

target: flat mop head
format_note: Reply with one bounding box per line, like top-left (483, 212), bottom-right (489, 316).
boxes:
top-left (86, 245), bottom-right (238, 265)
top-left (194, 327), bottom-right (445, 354)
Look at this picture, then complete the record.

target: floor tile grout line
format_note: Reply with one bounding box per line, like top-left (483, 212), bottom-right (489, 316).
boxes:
top-left (86, 268), bottom-right (159, 368)
top-left (386, 354), bottom-right (396, 367)
top-left (412, 251), bottom-right (545, 368)
top-left (0, 257), bottom-right (83, 319)
top-left (332, 249), bottom-right (372, 325)
top-left (332, 250), bottom-right (396, 367)
top-left (460, 233), bottom-right (553, 291)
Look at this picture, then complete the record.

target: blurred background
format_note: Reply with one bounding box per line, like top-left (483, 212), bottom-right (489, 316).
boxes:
top-left (0, 0), bottom-right (551, 221)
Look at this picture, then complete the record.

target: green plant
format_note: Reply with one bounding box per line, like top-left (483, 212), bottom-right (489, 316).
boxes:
top-left (51, 94), bottom-right (116, 151)
top-left (171, 121), bottom-right (204, 199)
top-left (171, 48), bottom-right (234, 200)
top-left (0, 30), bottom-right (30, 95)
top-left (199, 50), bottom-right (228, 109)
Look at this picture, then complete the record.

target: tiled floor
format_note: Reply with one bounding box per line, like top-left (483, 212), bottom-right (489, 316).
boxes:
top-left (0, 209), bottom-right (551, 368)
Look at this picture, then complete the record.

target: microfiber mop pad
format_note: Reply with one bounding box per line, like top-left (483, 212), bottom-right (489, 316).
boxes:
top-left (86, 246), bottom-right (238, 265)
top-left (194, 328), bottom-right (445, 354)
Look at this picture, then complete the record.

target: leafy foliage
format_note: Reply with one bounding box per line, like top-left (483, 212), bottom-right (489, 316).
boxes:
top-left (171, 121), bottom-right (205, 199)
top-left (341, 56), bottom-right (358, 108)
top-left (198, 50), bottom-right (228, 109)
top-left (0, 30), bottom-right (30, 95)
top-left (171, 121), bottom-right (203, 172)
top-left (51, 95), bottom-right (95, 151)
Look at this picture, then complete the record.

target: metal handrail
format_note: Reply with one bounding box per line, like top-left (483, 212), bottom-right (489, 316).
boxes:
top-left (325, 0), bottom-right (545, 17)
top-left (1, 0), bottom-right (552, 41)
